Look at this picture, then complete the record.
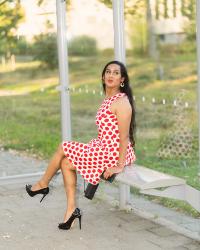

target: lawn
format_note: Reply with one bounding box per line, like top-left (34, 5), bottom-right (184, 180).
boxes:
top-left (0, 52), bottom-right (199, 217)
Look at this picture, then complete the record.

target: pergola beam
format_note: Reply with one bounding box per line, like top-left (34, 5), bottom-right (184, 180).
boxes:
top-left (112, 0), bottom-right (130, 209)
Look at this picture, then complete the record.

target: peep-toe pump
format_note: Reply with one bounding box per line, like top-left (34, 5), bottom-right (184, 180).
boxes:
top-left (25, 184), bottom-right (49, 203)
top-left (58, 208), bottom-right (82, 230)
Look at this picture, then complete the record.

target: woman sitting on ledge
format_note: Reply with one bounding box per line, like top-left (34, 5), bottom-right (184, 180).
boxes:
top-left (25, 60), bottom-right (136, 231)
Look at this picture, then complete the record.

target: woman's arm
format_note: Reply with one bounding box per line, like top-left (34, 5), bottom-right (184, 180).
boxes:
top-left (104, 97), bottom-right (132, 178)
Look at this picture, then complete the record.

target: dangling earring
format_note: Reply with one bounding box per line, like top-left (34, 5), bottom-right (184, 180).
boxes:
top-left (120, 81), bottom-right (124, 87)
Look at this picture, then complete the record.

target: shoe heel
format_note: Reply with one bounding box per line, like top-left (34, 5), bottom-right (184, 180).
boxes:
top-left (26, 184), bottom-right (49, 203)
top-left (58, 208), bottom-right (82, 230)
top-left (40, 193), bottom-right (47, 203)
top-left (78, 216), bottom-right (82, 230)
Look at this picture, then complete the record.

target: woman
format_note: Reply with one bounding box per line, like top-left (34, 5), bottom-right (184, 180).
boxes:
top-left (26, 60), bottom-right (136, 231)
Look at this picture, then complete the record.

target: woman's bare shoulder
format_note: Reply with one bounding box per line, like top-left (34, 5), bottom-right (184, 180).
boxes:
top-left (112, 96), bottom-right (132, 114)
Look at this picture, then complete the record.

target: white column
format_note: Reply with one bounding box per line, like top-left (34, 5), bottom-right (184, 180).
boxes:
top-left (196, 0), bottom-right (200, 176)
top-left (113, 0), bottom-right (130, 208)
top-left (119, 183), bottom-right (127, 209)
top-left (112, 0), bottom-right (126, 64)
top-left (56, 0), bottom-right (71, 141)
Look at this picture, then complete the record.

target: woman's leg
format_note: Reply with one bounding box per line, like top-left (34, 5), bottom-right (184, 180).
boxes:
top-left (60, 157), bottom-right (77, 222)
top-left (31, 144), bottom-right (65, 191)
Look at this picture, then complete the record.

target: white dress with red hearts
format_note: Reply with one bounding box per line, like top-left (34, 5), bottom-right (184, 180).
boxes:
top-left (62, 92), bottom-right (136, 185)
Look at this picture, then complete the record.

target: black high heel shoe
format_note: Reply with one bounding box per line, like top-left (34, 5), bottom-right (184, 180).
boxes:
top-left (58, 208), bottom-right (82, 230)
top-left (25, 184), bottom-right (49, 203)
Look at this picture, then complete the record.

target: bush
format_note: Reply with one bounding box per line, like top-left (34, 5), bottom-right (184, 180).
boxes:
top-left (68, 35), bottom-right (98, 56)
top-left (128, 18), bottom-right (148, 56)
top-left (159, 41), bottom-right (196, 57)
top-left (12, 36), bottom-right (32, 55)
top-left (178, 41), bottom-right (196, 54)
top-left (101, 48), bottom-right (114, 57)
top-left (32, 33), bottom-right (58, 69)
top-left (31, 34), bottom-right (98, 69)
top-left (184, 20), bottom-right (196, 42)
top-left (177, 20), bottom-right (196, 54)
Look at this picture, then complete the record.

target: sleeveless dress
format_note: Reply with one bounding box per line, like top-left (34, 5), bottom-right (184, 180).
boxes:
top-left (62, 92), bottom-right (136, 185)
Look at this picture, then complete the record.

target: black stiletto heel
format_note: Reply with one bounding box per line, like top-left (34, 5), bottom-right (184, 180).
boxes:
top-left (25, 184), bottom-right (49, 202)
top-left (58, 208), bottom-right (82, 230)
top-left (78, 215), bottom-right (81, 230)
top-left (40, 193), bottom-right (48, 203)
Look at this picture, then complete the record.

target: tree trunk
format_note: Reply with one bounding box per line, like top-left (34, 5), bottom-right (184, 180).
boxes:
top-left (146, 0), bottom-right (157, 59)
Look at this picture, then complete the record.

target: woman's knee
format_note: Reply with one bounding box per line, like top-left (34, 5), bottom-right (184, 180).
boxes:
top-left (61, 157), bottom-right (75, 171)
top-left (57, 143), bottom-right (64, 156)
top-left (61, 158), bottom-right (67, 170)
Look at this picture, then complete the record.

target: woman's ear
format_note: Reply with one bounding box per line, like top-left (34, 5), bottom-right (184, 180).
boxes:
top-left (121, 77), bottom-right (125, 82)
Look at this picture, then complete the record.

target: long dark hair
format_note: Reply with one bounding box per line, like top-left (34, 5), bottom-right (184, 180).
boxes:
top-left (101, 60), bottom-right (136, 148)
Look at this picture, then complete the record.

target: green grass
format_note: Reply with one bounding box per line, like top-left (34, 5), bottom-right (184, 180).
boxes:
top-left (0, 53), bottom-right (200, 217)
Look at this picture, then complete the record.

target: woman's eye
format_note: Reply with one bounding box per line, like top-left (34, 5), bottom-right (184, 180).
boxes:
top-left (105, 70), bottom-right (120, 75)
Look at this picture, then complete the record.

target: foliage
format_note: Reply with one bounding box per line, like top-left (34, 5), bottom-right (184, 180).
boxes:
top-left (128, 18), bottom-right (147, 55)
top-left (180, 0), bottom-right (195, 20)
top-left (32, 33), bottom-right (58, 69)
top-left (12, 36), bottom-right (32, 55)
top-left (37, 0), bottom-right (71, 10)
top-left (98, 0), bottom-right (112, 8)
top-left (98, 0), bottom-right (145, 17)
top-left (183, 20), bottom-right (196, 43)
top-left (154, 0), bottom-right (195, 20)
top-left (186, 20), bottom-right (196, 40)
top-left (68, 35), bottom-right (98, 56)
top-left (0, 0), bottom-right (24, 57)
top-left (32, 32), bottom-right (98, 68)
top-left (182, 1), bottom-right (196, 47)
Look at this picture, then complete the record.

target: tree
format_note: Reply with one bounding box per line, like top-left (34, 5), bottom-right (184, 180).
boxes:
top-left (32, 32), bottom-right (58, 69)
top-left (180, 0), bottom-right (195, 19)
top-left (99, 0), bottom-right (154, 56)
top-left (0, 0), bottom-right (24, 57)
top-left (146, 0), bottom-right (157, 59)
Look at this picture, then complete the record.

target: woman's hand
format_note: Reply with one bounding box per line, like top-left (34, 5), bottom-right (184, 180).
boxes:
top-left (103, 166), bottom-right (124, 179)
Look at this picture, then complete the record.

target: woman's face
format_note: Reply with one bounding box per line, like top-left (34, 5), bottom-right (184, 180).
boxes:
top-left (103, 64), bottom-right (124, 90)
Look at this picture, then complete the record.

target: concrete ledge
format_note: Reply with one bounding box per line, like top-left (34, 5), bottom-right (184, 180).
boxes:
top-left (0, 171), bottom-right (61, 185)
top-left (0, 172), bottom-right (45, 185)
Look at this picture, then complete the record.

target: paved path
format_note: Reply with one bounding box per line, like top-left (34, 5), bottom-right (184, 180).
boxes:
top-left (0, 183), bottom-right (200, 250)
top-left (0, 150), bottom-right (200, 250)
top-left (0, 150), bottom-right (46, 177)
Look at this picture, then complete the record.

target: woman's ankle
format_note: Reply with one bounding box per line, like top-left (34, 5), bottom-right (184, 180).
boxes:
top-left (38, 179), bottom-right (48, 188)
top-left (63, 207), bottom-right (76, 222)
